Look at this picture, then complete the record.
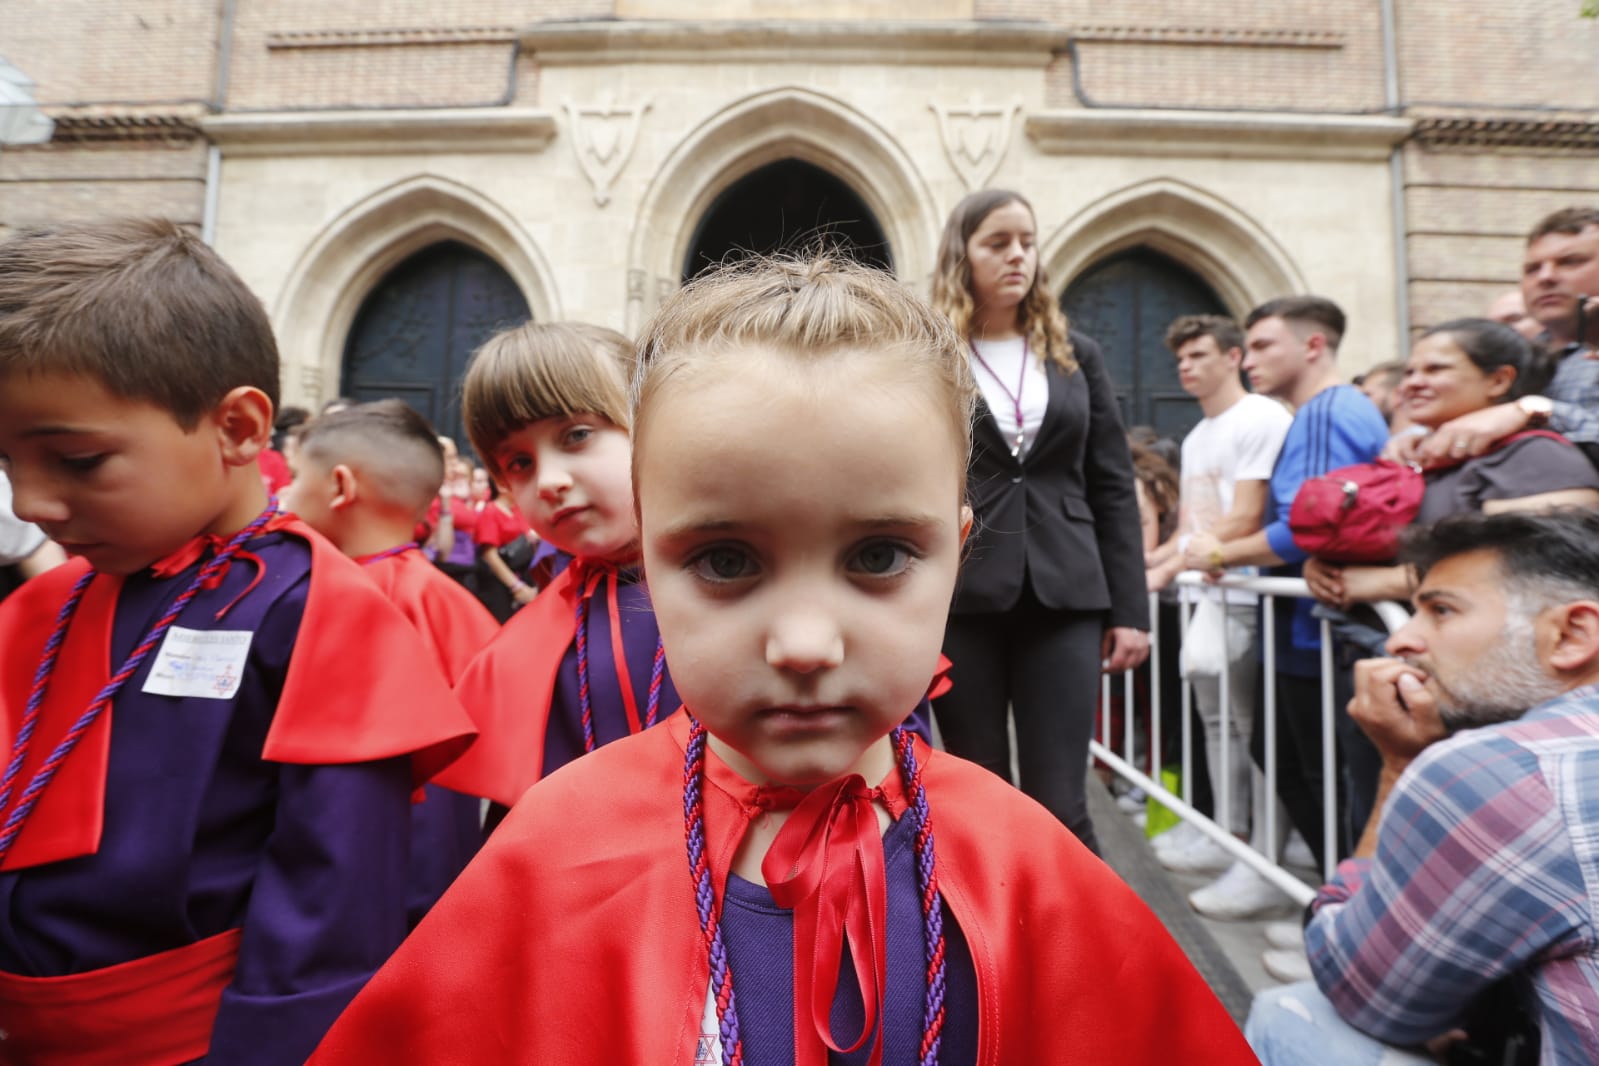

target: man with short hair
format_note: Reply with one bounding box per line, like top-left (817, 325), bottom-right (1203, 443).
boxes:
top-left (1488, 286), bottom-right (1543, 343)
top-left (1416, 207), bottom-right (1599, 468)
top-left (1247, 509), bottom-right (1599, 1065)
top-left (1183, 297), bottom-right (1389, 875)
top-left (1355, 359), bottom-right (1408, 430)
top-left (1146, 316), bottom-right (1292, 907)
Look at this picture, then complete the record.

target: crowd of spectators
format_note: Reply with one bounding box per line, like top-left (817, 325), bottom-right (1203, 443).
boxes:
top-left (1115, 205), bottom-right (1599, 1064)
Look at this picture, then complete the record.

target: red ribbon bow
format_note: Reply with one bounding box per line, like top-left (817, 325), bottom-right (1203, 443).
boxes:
top-left (148, 532), bottom-right (266, 622)
top-left (762, 774), bottom-right (889, 1066)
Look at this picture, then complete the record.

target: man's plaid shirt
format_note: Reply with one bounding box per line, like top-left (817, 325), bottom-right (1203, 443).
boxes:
top-left (1307, 683), bottom-right (1599, 1063)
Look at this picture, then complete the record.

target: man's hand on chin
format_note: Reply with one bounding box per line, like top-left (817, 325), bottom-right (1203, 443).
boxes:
top-left (1349, 658), bottom-right (1450, 772)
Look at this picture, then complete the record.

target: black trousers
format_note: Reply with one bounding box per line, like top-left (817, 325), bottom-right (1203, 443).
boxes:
top-left (1252, 671), bottom-right (1350, 868)
top-left (935, 590), bottom-right (1106, 854)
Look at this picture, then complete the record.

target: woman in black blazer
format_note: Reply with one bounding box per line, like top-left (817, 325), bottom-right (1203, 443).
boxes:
top-left (930, 189), bottom-right (1150, 853)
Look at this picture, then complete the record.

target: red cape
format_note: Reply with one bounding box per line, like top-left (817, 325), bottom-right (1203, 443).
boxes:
top-left (361, 549), bottom-right (498, 687)
top-left (313, 711), bottom-right (1254, 1064)
top-left (0, 516), bottom-right (478, 872)
top-left (432, 562), bottom-right (583, 807)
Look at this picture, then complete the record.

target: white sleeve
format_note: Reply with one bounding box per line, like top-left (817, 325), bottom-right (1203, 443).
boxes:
top-left (1232, 400), bottom-right (1293, 483)
top-left (0, 474), bottom-right (48, 566)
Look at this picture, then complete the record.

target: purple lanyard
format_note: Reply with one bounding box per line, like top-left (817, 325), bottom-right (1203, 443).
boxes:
top-left (0, 500), bottom-right (278, 865)
top-left (358, 543), bottom-right (415, 567)
top-left (969, 337), bottom-right (1031, 457)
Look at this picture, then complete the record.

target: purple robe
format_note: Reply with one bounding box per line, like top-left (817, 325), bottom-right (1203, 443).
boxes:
top-left (0, 533), bottom-right (413, 1064)
top-left (719, 809), bottom-right (978, 1066)
top-left (541, 554), bottom-right (681, 778)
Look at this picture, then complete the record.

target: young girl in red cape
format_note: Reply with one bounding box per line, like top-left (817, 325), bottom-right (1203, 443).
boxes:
top-left (312, 256), bottom-right (1255, 1065)
top-left (427, 322), bottom-right (683, 814)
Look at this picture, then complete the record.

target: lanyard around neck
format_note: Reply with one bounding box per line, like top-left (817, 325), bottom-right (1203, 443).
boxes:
top-left (970, 337), bottom-right (1031, 458)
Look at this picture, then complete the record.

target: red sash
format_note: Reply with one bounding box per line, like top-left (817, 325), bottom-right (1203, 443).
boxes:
top-left (0, 928), bottom-right (240, 1065)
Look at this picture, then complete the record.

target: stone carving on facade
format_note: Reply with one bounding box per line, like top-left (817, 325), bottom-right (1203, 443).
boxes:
top-left (564, 96), bottom-right (653, 207)
top-left (298, 363), bottom-right (324, 408)
top-left (930, 99), bottom-right (1020, 191)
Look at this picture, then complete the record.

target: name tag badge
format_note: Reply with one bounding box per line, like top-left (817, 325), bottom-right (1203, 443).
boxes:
top-left (695, 976), bottom-right (725, 1065)
top-left (142, 626), bottom-right (254, 700)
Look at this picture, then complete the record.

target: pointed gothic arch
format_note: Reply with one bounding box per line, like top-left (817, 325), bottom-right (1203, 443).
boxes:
top-left (1042, 178), bottom-right (1306, 318)
top-left (625, 86), bottom-right (939, 332)
top-left (273, 175), bottom-right (560, 409)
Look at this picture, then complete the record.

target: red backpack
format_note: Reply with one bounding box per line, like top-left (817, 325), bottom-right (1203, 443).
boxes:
top-left (1288, 430), bottom-right (1568, 563)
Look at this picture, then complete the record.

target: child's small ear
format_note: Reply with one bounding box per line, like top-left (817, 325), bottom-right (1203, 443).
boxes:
top-left (958, 504), bottom-right (974, 547)
top-left (330, 464), bottom-right (359, 510)
top-left (214, 387), bottom-right (273, 467)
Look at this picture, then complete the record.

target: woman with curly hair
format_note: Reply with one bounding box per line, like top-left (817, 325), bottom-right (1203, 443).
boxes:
top-left (930, 188), bottom-right (1150, 853)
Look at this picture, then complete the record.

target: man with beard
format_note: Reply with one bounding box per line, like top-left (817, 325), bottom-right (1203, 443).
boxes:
top-left (1247, 509), bottom-right (1599, 1065)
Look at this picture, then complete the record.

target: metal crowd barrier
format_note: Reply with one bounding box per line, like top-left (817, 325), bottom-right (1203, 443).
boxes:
top-left (1090, 572), bottom-right (1411, 907)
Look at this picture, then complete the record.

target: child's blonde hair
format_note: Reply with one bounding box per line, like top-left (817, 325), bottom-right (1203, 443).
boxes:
top-left (461, 321), bottom-right (633, 481)
top-left (633, 254), bottom-right (976, 493)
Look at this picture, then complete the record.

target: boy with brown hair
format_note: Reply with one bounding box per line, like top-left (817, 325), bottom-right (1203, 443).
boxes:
top-left (284, 399), bottom-right (499, 923)
top-left (0, 218), bottom-right (477, 1063)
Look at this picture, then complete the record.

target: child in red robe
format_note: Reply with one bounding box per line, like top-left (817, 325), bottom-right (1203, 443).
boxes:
top-left (0, 219), bottom-right (481, 1064)
top-left (313, 257), bottom-right (1254, 1064)
top-left (430, 322), bottom-right (683, 812)
top-left (283, 399), bottom-right (500, 925)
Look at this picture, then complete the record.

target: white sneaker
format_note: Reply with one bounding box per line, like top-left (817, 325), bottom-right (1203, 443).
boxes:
top-left (1151, 821), bottom-right (1203, 855)
top-left (1264, 920), bottom-right (1306, 951)
top-left (1283, 832), bottom-right (1317, 870)
top-left (1188, 860), bottom-right (1300, 921)
top-left (1159, 833), bottom-right (1233, 875)
top-left (1262, 948), bottom-right (1313, 984)
top-left (1115, 787), bottom-right (1147, 814)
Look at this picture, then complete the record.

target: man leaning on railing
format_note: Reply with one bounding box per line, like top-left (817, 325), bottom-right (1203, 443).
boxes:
top-left (1247, 510), bottom-right (1599, 1066)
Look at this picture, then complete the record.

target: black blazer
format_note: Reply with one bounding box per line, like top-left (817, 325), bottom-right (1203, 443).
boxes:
top-left (953, 331), bottom-right (1150, 630)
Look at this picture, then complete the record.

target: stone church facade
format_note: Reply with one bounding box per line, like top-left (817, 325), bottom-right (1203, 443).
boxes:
top-left (2, 0), bottom-right (1595, 442)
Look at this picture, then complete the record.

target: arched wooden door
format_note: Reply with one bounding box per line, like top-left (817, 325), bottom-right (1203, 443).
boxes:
top-left (342, 241), bottom-right (531, 447)
top-left (1061, 248), bottom-right (1230, 442)
top-left (683, 158), bottom-right (891, 281)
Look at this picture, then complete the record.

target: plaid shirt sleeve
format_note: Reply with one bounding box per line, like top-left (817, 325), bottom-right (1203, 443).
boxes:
top-left (1548, 349), bottom-right (1599, 445)
top-left (1303, 731), bottom-right (1592, 1047)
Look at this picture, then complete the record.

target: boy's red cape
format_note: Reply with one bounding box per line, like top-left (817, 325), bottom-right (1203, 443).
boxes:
top-left (360, 548), bottom-right (498, 686)
top-left (0, 515), bottom-right (479, 872)
top-left (433, 559), bottom-right (587, 807)
top-left (312, 711), bottom-right (1254, 1065)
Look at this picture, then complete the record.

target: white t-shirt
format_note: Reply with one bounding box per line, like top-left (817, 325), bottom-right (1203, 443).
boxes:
top-left (1179, 393), bottom-right (1293, 603)
top-left (0, 472), bottom-right (48, 567)
top-left (970, 336), bottom-right (1049, 459)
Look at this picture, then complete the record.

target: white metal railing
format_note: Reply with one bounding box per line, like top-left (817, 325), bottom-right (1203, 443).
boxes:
top-left (1091, 572), bottom-right (1411, 907)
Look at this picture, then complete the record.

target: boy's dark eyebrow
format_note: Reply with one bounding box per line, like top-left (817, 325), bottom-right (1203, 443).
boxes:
top-left (22, 424), bottom-right (100, 438)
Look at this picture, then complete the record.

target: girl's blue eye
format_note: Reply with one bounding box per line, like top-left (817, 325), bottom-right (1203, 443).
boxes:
top-left (564, 425), bottom-right (593, 447)
top-left (851, 542), bottom-right (913, 577)
top-left (690, 546), bottom-right (755, 582)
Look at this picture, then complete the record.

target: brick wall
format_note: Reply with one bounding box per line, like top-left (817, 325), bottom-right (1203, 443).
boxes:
top-left (2, 0), bottom-right (1597, 331)
top-left (982, 0), bottom-right (1388, 113)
